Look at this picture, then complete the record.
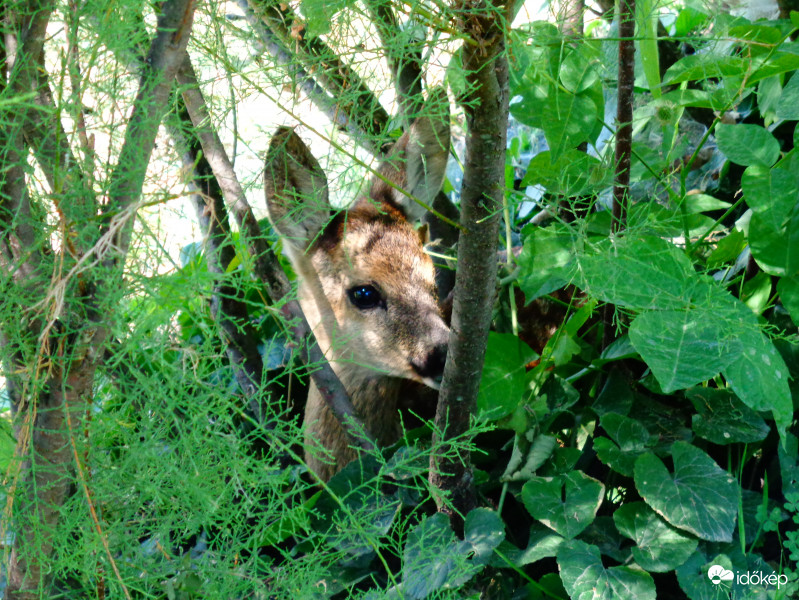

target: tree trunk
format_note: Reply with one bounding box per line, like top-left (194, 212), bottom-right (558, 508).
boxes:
top-left (430, 0), bottom-right (510, 525)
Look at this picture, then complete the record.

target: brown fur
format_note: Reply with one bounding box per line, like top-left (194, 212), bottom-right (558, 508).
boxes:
top-left (264, 109), bottom-right (450, 481)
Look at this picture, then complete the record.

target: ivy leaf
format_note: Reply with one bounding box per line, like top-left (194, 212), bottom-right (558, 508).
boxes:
top-left (634, 442), bottom-right (739, 542)
top-left (687, 387), bottom-right (769, 444)
top-left (522, 471), bottom-right (604, 539)
top-left (558, 540), bottom-right (656, 600)
top-left (398, 509), bottom-right (504, 599)
top-left (613, 502), bottom-right (699, 572)
top-left (594, 413), bottom-right (652, 477)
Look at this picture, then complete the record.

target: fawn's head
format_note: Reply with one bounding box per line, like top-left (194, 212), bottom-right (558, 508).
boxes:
top-left (264, 112), bottom-right (450, 388)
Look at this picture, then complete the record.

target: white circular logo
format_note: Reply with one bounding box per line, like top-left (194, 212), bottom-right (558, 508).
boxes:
top-left (708, 564), bottom-right (734, 585)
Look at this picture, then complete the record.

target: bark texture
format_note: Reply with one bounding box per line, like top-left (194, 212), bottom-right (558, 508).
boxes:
top-left (603, 0), bottom-right (635, 350)
top-left (1, 0), bottom-right (197, 596)
top-left (429, 0), bottom-right (509, 523)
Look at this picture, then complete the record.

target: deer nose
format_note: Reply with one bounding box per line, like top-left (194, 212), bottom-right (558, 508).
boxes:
top-left (411, 344), bottom-right (448, 383)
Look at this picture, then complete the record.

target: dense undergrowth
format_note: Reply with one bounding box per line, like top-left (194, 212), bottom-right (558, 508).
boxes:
top-left (1, 1), bottom-right (799, 599)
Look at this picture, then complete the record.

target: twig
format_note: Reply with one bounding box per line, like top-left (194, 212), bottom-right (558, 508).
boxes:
top-left (364, 0), bottom-right (425, 123)
top-left (167, 101), bottom-right (266, 409)
top-left (100, 0), bottom-right (198, 267)
top-left (237, 0), bottom-right (386, 157)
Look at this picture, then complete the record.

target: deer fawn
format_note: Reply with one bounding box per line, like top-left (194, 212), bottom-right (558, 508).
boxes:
top-left (264, 108), bottom-right (451, 481)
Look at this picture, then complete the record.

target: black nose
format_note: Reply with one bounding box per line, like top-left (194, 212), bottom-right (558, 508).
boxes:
top-left (411, 344), bottom-right (448, 380)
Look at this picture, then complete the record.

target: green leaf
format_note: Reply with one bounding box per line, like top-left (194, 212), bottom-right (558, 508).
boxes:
top-left (776, 69), bottom-right (799, 120)
top-left (477, 332), bottom-right (537, 420)
top-left (560, 50), bottom-right (599, 94)
top-left (674, 6), bottom-right (709, 37)
top-left (663, 55), bottom-right (748, 85)
top-left (463, 508), bottom-right (505, 563)
top-left (558, 540), bottom-right (656, 600)
top-left (490, 526), bottom-right (563, 567)
top-left (502, 432), bottom-right (557, 481)
top-left (757, 75), bottom-right (783, 120)
top-left (778, 275), bottom-right (799, 327)
top-left (521, 471), bottom-right (604, 539)
top-left (741, 271), bottom-right (772, 315)
top-left (728, 23), bottom-right (783, 48)
top-left (509, 76), bottom-right (548, 129)
top-left (517, 225), bottom-right (575, 302)
top-left (687, 387), bottom-right (769, 445)
top-left (398, 509), bottom-right (504, 599)
top-left (741, 165), bottom-right (799, 275)
top-left (750, 51), bottom-right (799, 85)
top-left (715, 124), bottom-right (780, 167)
top-left (300, 0), bottom-right (354, 36)
top-left (637, 0), bottom-right (662, 97)
top-left (594, 413), bottom-right (652, 477)
top-left (542, 89), bottom-right (597, 161)
top-left (706, 229), bottom-right (746, 267)
top-left (522, 149), bottom-right (605, 196)
top-left (634, 442), bottom-right (739, 542)
top-left (682, 194), bottom-right (731, 214)
top-left (722, 324), bottom-right (793, 440)
top-left (259, 492), bottom-right (318, 546)
top-left (629, 308), bottom-right (731, 393)
top-left (576, 236), bottom-right (696, 310)
top-left (538, 375), bottom-right (580, 417)
top-left (676, 551), bottom-right (734, 600)
top-left (613, 502), bottom-right (699, 572)
top-left (749, 200), bottom-right (799, 276)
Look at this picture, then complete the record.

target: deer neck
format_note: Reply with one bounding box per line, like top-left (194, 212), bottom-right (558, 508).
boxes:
top-left (337, 368), bottom-right (403, 443)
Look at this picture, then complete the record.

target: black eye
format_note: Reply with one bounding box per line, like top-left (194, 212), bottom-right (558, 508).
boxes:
top-left (348, 285), bottom-right (383, 310)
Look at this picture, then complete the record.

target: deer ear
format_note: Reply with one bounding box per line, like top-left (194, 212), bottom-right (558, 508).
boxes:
top-left (372, 88), bottom-right (450, 221)
top-left (264, 127), bottom-right (330, 250)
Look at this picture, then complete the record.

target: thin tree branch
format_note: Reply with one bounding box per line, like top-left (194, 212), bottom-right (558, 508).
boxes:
top-left (612, 0), bottom-right (634, 234)
top-left (430, 0), bottom-right (509, 525)
top-left (17, 45), bottom-right (95, 231)
top-left (603, 0), bottom-right (635, 350)
top-left (176, 54), bottom-right (375, 451)
top-left (100, 0), bottom-right (198, 267)
top-left (167, 99), bottom-right (268, 417)
top-left (237, 0), bottom-right (388, 157)
top-left (364, 0), bottom-right (425, 123)
top-left (253, 0), bottom-right (390, 139)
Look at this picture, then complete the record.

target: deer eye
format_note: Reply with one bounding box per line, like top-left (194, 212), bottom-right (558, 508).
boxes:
top-left (348, 285), bottom-right (383, 310)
